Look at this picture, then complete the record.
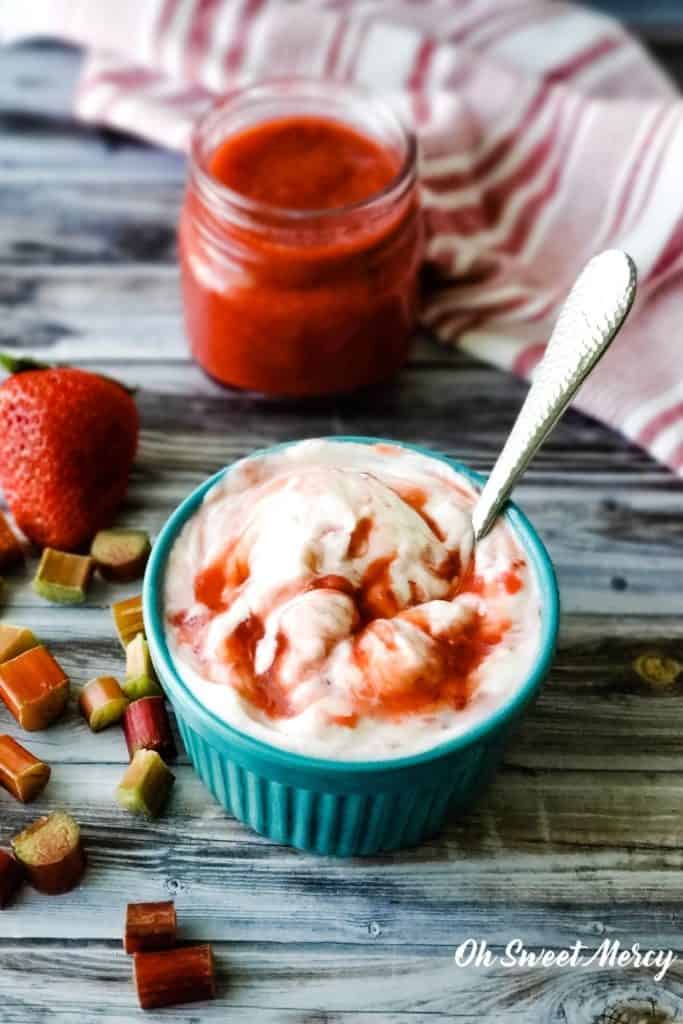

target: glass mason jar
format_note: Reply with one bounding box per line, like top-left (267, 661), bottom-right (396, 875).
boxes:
top-left (179, 79), bottom-right (422, 396)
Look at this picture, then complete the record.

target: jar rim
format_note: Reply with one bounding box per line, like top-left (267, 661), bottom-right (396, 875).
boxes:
top-left (188, 76), bottom-right (418, 226)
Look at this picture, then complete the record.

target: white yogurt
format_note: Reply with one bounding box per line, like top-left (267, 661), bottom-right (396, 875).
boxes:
top-left (164, 440), bottom-right (542, 760)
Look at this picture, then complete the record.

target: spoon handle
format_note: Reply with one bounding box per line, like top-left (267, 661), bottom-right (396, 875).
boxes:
top-left (471, 249), bottom-right (637, 542)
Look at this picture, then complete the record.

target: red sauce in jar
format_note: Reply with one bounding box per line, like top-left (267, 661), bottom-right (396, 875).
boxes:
top-left (179, 84), bottom-right (422, 396)
top-left (208, 115), bottom-right (399, 211)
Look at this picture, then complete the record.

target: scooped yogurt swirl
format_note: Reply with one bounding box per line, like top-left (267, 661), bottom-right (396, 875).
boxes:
top-left (164, 440), bottom-right (541, 760)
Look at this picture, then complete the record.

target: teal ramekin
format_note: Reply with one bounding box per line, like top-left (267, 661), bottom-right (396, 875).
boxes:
top-left (143, 438), bottom-right (559, 856)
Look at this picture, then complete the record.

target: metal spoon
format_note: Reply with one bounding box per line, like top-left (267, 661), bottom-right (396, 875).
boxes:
top-left (471, 249), bottom-right (638, 542)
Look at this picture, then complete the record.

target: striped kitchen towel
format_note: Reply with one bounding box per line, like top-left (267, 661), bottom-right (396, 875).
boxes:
top-left (3, 0), bottom-right (683, 472)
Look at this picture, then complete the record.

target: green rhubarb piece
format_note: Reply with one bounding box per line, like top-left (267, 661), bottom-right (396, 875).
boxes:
top-left (33, 548), bottom-right (93, 605)
top-left (91, 529), bottom-right (151, 583)
top-left (78, 676), bottom-right (129, 732)
top-left (116, 749), bottom-right (174, 818)
top-left (11, 810), bottom-right (86, 894)
top-left (112, 595), bottom-right (144, 648)
top-left (0, 624), bottom-right (39, 664)
top-left (123, 634), bottom-right (162, 700)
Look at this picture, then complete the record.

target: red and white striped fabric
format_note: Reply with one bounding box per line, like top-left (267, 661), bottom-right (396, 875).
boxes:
top-left (4, 0), bottom-right (683, 472)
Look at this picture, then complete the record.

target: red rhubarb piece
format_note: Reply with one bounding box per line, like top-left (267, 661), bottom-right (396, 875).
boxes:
top-left (134, 945), bottom-right (215, 1010)
top-left (0, 733), bottom-right (51, 802)
top-left (124, 900), bottom-right (177, 954)
top-left (91, 528), bottom-right (151, 582)
top-left (122, 696), bottom-right (176, 762)
top-left (0, 645), bottom-right (69, 731)
top-left (0, 848), bottom-right (23, 908)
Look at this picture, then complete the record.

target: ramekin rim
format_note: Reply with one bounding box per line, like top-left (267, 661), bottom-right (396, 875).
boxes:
top-left (143, 437), bottom-right (559, 775)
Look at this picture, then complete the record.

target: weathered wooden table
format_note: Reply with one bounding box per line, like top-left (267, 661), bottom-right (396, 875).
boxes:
top-left (2, 39), bottom-right (683, 1024)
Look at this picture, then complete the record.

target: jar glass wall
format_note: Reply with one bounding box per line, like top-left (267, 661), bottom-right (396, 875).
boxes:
top-left (179, 78), bottom-right (422, 396)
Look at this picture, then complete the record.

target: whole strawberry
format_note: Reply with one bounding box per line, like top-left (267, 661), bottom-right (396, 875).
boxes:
top-left (0, 363), bottom-right (139, 551)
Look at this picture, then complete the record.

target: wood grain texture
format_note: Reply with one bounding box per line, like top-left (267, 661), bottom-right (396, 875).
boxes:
top-left (3, 941), bottom-right (683, 1023)
top-left (2, 762), bottom-right (683, 936)
top-left (2, 37), bottom-right (683, 1024)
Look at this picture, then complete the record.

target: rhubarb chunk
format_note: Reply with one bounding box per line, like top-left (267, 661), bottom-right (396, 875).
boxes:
top-left (134, 945), bottom-right (215, 1010)
top-left (112, 594), bottom-right (144, 648)
top-left (123, 634), bottom-right (161, 700)
top-left (11, 811), bottom-right (86, 894)
top-left (0, 624), bottom-right (39, 664)
top-left (116, 749), bottom-right (174, 818)
top-left (0, 734), bottom-right (51, 802)
top-left (0, 513), bottom-right (23, 571)
top-left (33, 548), bottom-right (93, 604)
top-left (0, 645), bottom-right (69, 731)
top-left (123, 696), bottom-right (176, 762)
top-left (125, 900), bottom-right (177, 954)
top-left (79, 676), bottom-right (128, 732)
top-left (0, 849), bottom-right (23, 908)
top-left (91, 529), bottom-right (151, 582)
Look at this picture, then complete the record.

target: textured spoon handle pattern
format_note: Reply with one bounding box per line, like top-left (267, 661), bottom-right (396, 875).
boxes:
top-left (471, 249), bottom-right (638, 541)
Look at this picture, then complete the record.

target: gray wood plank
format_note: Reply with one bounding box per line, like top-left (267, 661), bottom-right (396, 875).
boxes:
top-left (0, 44), bottom-right (82, 118)
top-left (2, 761), bottom-right (683, 949)
top-left (0, 266), bottom-right (464, 368)
top-left (0, 181), bottom-right (181, 265)
top-left (0, 341), bottom-right (665, 479)
top-left (2, 939), bottom-right (683, 1023)
top-left (0, 43), bottom-right (186, 181)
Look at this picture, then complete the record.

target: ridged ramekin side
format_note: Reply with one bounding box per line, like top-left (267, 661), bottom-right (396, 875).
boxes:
top-left (175, 713), bottom-right (508, 855)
